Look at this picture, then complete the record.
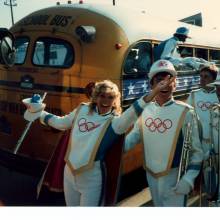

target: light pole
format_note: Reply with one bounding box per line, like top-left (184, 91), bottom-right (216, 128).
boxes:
top-left (4, 0), bottom-right (17, 26)
top-left (113, 0), bottom-right (115, 6)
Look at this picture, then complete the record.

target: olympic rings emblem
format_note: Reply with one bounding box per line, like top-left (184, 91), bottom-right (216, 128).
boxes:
top-left (197, 101), bottom-right (212, 111)
top-left (145, 117), bottom-right (172, 133)
top-left (78, 118), bottom-right (101, 132)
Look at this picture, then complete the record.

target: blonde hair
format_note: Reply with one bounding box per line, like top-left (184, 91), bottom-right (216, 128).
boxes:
top-left (89, 80), bottom-right (122, 115)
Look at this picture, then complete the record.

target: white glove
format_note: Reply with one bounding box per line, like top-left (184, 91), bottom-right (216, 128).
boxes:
top-left (22, 94), bottom-right (46, 122)
top-left (174, 178), bottom-right (192, 195)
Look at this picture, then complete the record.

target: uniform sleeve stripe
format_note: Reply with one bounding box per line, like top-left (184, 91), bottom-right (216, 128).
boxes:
top-left (44, 114), bottom-right (54, 125)
top-left (133, 100), bottom-right (143, 117)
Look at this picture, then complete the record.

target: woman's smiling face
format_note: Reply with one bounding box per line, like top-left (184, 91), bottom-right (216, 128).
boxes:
top-left (96, 91), bottom-right (116, 115)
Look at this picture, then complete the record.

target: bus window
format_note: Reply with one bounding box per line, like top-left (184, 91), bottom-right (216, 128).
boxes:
top-left (32, 37), bottom-right (74, 68)
top-left (210, 49), bottom-right (220, 65)
top-left (195, 48), bottom-right (208, 60)
top-left (15, 37), bottom-right (29, 64)
top-left (123, 41), bottom-right (152, 75)
top-left (178, 46), bottom-right (193, 58)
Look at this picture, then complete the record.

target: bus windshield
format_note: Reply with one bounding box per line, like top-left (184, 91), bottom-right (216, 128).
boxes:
top-left (33, 37), bottom-right (74, 68)
top-left (15, 37), bottom-right (29, 64)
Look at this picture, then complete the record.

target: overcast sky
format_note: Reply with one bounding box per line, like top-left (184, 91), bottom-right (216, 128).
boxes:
top-left (0, 0), bottom-right (219, 29)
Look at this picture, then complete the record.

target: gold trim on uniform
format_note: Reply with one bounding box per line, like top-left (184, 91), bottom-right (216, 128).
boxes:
top-left (65, 105), bottom-right (113, 175)
top-left (140, 106), bottom-right (189, 178)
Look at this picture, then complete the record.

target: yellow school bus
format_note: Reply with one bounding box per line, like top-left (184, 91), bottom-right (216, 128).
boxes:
top-left (1, 2), bottom-right (220, 177)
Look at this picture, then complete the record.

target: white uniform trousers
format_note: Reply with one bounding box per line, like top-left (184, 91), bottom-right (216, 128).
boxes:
top-left (201, 140), bottom-right (211, 160)
top-left (146, 168), bottom-right (186, 207)
top-left (63, 161), bottom-right (102, 206)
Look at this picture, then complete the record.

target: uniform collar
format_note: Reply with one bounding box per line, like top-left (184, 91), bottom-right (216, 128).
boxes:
top-left (95, 106), bottom-right (113, 116)
top-left (154, 98), bottom-right (174, 107)
top-left (173, 36), bottom-right (179, 41)
top-left (201, 87), bottom-right (216, 94)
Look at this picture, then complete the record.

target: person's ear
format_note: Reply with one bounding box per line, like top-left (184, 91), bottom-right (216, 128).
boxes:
top-left (173, 79), bottom-right (177, 91)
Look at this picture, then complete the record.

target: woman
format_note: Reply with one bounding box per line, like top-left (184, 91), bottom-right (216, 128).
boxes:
top-left (23, 79), bottom-right (173, 206)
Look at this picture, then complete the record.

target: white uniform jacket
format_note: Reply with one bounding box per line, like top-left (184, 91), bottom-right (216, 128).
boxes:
top-left (125, 99), bottom-right (203, 188)
top-left (186, 88), bottom-right (218, 156)
top-left (40, 98), bottom-right (147, 175)
top-left (160, 37), bottom-right (179, 60)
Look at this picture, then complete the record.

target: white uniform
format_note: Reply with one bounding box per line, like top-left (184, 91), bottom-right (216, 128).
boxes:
top-left (187, 89), bottom-right (220, 204)
top-left (208, 104), bottom-right (220, 206)
top-left (125, 99), bottom-right (203, 207)
top-left (154, 36), bottom-right (180, 62)
top-left (40, 98), bottom-right (147, 206)
top-left (160, 37), bottom-right (179, 60)
top-left (186, 88), bottom-right (218, 158)
top-left (210, 107), bottom-right (220, 153)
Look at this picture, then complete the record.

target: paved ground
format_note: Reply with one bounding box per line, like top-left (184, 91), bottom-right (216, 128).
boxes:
top-left (0, 164), bottom-right (65, 206)
top-left (1, 163), bottom-right (215, 207)
top-left (0, 163), bottom-right (147, 206)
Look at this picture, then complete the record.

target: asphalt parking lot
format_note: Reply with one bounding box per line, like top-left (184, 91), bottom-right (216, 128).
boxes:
top-left (0, 164), bottom-right (65, 206)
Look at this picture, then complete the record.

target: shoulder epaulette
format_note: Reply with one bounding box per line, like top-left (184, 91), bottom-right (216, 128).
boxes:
top-left (191, 88), bottom-right (200, 93)
top-left (175, 100), bottom-right (193, 109)
top-left (80, 102), bottom-right (89, 106)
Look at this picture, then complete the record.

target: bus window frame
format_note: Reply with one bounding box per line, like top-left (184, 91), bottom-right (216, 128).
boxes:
top-left (31, 36), bottom-right (75, 69)
top-left (178, 46), bottom-right (194, 58)
top-left (122, 40), bottom-right (153, 78)
top-left (14, 35), bottom-right (30, 65)
top-left (209, 48), bottom-right (220, 65)
top-left (194, 47), bottom-right (208, 60)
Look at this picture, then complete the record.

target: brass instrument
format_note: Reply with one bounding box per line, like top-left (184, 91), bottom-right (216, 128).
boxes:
top-left (176, 122), bottom-right (192, 185)
top-left (207, 103), bottom-right (220, 206)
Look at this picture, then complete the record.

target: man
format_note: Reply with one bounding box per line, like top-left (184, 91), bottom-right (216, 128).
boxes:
top-left (153, 27), bottom-right (208, 70)
top-left (186, 65), bottom-right (219, 205)
top-left (154, 27), bottom-right (190, 62)
top-left (125, 59), bottom-right (203, 207)
top-left (202, 74), bottom-right (220, 205)
top-left (186, 65), bottom-right (218, 159)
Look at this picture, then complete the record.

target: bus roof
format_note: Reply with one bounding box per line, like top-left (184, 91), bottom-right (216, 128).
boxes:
top-left (13, 3), bottom-right (220, 49)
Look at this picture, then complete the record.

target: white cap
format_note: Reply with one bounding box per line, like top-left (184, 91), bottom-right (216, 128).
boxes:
top-left (148, 59), bottom-right (177, 82)
top-left (22, 94), bottom-right (45, 122)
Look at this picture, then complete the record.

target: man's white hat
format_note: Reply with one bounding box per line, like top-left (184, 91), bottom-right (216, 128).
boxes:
top-left (148, 59), bottom-right (177, 82)
top-left (22, 94), bottom-right (45, 122)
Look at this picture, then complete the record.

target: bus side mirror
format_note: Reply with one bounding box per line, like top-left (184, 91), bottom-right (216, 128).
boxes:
top-left (0, 28), bottom-right (15, 67)
top-left (75, 25), bottom-right (96, 43)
